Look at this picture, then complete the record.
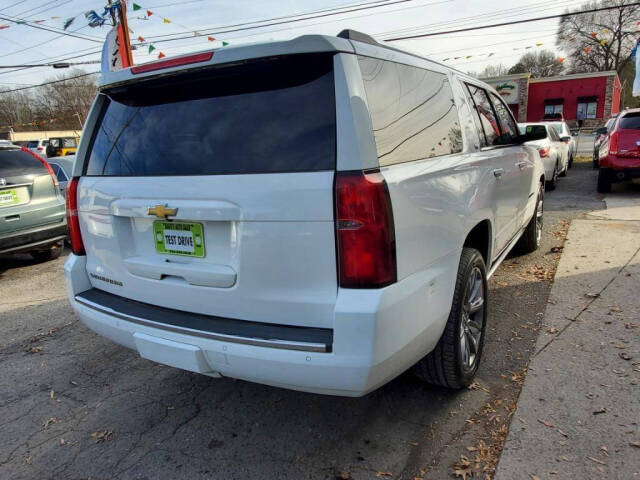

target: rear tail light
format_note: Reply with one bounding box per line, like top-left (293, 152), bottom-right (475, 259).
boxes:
top-left (37, 146), bottom-right (44, 151)
top-left (66, 177), bottom-right (85, 255)
top-left (21, 146), bottom-right (58, 188)
top-left (335, 170), bottom-right (396, 288)
top-left (609, 131), bottom-right (619, 155)
top-left (563, 138), bottom-right (570, 144)
top-left (538, 147), bottom-right (550, 158)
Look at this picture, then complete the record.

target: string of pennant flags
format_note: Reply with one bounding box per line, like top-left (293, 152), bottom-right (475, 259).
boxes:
top-left (0, 0), bottom-right (230, 61)
top-left (441, 41), bottom-right (566, 63)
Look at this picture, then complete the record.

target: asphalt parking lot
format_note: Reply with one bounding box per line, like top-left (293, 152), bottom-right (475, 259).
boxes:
top-left (0, 160), bottom-right (611, 480)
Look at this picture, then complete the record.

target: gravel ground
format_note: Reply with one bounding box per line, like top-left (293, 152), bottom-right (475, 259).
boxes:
top-left (0, 159), bottom-right (604, 480)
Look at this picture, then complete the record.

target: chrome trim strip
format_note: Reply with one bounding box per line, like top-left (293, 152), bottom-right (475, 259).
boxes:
top-left (74, 295), bottom-right (329, 353)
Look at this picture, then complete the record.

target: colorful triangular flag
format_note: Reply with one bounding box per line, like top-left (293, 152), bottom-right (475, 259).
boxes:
top-left (163, 18), bottom-right (170, 24)
top-left (147, 10), bottom-right (153, 16)
top-left (63, 17), bottom-right (75, 30)
top-left (207, 36), bottom-right (215, 42)
top-left (138, 35), bottom-right (145, 42)
top-left (0, 25), bottom-right (9, 29)
top-left (148, 44), bottom-right (155, 54)
top-left (132, 3), bottom-right (141, 11)
top-left (158, 52), bottom-right (165, 59)
top-left (222, 41), bottom-right (229, 46)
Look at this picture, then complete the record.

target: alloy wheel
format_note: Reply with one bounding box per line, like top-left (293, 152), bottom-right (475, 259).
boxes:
top-left (459, 267), bottom-right (485, 372)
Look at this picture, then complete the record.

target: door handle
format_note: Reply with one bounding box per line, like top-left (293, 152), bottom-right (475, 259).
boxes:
top-left (493, 168), bottom-right (504, 178)
top-left (516, 161), bottom-right (528, 170)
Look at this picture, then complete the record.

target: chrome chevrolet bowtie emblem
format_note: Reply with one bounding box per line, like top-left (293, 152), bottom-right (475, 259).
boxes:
top-left (147, 204), bottom-right (178, 219)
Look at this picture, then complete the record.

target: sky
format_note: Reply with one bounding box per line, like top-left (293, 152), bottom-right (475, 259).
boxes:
top-left (0, 0), bottom-right (591, 89)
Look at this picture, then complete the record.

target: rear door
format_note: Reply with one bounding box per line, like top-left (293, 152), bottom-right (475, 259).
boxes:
top-left (615, 112), bottom-right (640, 158)
top-left (78, 55), bottom-right (338, 328)
top-left (466, 84), bottom-right (522, 254)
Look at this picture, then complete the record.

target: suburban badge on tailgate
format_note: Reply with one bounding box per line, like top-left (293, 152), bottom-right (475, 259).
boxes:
top-left (147, 204), bottom-right (178, 219)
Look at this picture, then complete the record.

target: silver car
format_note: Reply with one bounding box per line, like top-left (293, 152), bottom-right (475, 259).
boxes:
top-left (0, 145), bottom-right (67, 260)
top-left (48, 155), bottom-right (75, 197)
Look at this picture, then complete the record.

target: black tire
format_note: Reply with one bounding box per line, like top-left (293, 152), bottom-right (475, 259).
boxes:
top-left (568, 154), bottom-right (573, 169)
top-left (516, 183), bottom-right (543, 254)
top-left (559, 164), bottom-right (567, 177)
top-left (593, 157), bottom-right (599, 169)
top-left (597, 168), bottom-right (611, 193)
top-left (546, 163), bottom-right (558, 191)
top-left (415, 248), bottom-right (488, 389)
top-left (30, 241), bottom-right (63, 262)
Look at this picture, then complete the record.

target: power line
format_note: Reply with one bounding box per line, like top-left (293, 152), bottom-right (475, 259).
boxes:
top-left (0, 14), bottom-right (102, 42)
top-left (384, 3), bottom-right (640, 41)
top-left (0, 60), bottom-right (100, 68)
top-left (0, 71), bottom-right (99, 93)
top-left (134, 0), bottom-right (416, 45)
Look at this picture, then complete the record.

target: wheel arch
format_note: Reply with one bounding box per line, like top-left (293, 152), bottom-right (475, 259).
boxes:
top-left (463, 220), bottom-right (492, 267)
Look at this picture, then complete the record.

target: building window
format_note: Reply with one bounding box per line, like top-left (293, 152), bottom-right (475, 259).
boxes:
top-left (577, 97), bottom-right (598, 120)
top-left (544, 99), bottom-right (563, 116)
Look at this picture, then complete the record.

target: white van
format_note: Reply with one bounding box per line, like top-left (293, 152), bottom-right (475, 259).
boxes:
top-left (64, 30), bottom-right (545, 396)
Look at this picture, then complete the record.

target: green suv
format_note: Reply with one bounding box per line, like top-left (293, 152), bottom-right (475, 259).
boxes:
top-left (0, 145), bottom-right (66, 260)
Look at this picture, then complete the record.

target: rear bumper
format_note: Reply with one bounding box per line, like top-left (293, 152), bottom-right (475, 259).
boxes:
top-left (64, 253), bottom-right (453, 396)
top-left (600, 154), bottom-right (640, 171)
top-left (0, 220), bottom-right (67, 254)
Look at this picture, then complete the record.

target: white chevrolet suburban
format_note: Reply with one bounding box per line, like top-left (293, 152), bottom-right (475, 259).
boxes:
top-left (64, 30), bottom-right (545, 396)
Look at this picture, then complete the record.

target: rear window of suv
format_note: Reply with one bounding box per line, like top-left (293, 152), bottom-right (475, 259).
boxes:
top-left (618, 113), bottom-right (640, 130)
top-left (85, 55), bottom-right (336, 176)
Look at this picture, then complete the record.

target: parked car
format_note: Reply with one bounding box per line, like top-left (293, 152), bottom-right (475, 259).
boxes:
top-left (546, 121), bottom-right (576, 167)
top-left (46, 137), bottom-right (78, 158)
top-left (47, 155), bottom-right (74, 197)
top-left (597, 108), bottom-right (640, 193)
top-left (519, 122), bottom-right (567, 190)
top-left (542, 112), bottom-right (563, 121)
top-left (64, 30), bottom-right (546, 396)
top-left (0, 145), bottom-right (67, 259)
top-left (593, 117), bottom-right (616, 168)
top-left (26, 138), bottom-right (50, 157)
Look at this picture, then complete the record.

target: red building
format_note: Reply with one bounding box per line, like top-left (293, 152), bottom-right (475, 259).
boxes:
top-left (483, 71), bottom-right (621, 128)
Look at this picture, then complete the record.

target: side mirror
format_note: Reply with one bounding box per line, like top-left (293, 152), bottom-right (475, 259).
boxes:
top-left (594, 127), bottom-right (608, 135)
top-left (518, 125), bottom-right (547, 143)
top-left (560, 136), bottom-right (571, 142)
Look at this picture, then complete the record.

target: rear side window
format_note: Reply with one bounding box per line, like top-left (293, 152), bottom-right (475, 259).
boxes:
top-left (467, 85), bottom-right (501, 146)
top-left (489, 93), bottom-right (518, 144)
top-left (547, 126), bottom-right (560, 142)
top-left (86, 55), bottom-right (336, 176)
top-left (26, 141), bottom-right (38, 148)
top-left (618, 113), bottom-right (640, 129)
top-left (358, 57), bottom-right (462, 166)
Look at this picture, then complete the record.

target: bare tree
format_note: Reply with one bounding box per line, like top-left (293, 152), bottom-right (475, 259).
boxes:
top-left (556, 0), bottom-right (640, 73)
top-left (508, 50), bottom-right (565, 78)
top-left (0, 70), bottom-right (97, 132)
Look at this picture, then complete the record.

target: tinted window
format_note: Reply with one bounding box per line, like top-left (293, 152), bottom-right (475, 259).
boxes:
top-left (619, 113), bottom-right (640, 129)
top-left (50, 163), bottom-right (68, 182)
top-left (26, 141), bottom-right (38, 148)
top-left (462, 83), bottom-right (487, 147)
top-left (63, 138), bottom-right (77, 148)
top-left (86, 55), bottom-right (335, 176)
top-left (358, 57), bottom-right (462, 166)
top-left (547, 126), bottom-right (560, 142)
top-left (489, 93), bottom-right (518, 143)
top-left (550, 124), bottom-right (563, 136)
top-left (467, 85), bottom-right (500, 146)
top-left (0, 149), bottom-right (47, 177)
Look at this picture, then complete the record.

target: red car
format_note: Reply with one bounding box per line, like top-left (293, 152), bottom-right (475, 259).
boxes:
top-left (598, 109), bottom-right (640, 193)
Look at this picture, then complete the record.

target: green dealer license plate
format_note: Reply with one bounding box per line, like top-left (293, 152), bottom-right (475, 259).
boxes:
top-left (0, 189), bottom-right (19, 206)
top-left (153, 221), bottom-right (205, 258)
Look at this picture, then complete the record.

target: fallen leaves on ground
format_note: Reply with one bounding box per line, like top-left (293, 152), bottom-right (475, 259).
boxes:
top-left (619, 352), bottom-right (633, 361)
top-left (90, 430), bottom-right (114, 443)
top-left (452, 456), bottom-right (472, 479)
top-left (592, 407), bottom-right (607, 415)
top-left (585, 292), bottom-right (600, 299)
top-left (629, 441), bottom-right (640, 448)
top-left (586, 456), bottom-right (606, 465)
top-left (42, 417), bottom-right (58, 428)
top-left (537, 419), bottom-right (555, 428)
top-left (375, 472), bottom-right (393, 478)
top-left (25, 346), bottom-right (42, 354)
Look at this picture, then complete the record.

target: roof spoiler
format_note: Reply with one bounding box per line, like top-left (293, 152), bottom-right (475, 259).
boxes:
top-left (337, 29), bottom-right (379, 46)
